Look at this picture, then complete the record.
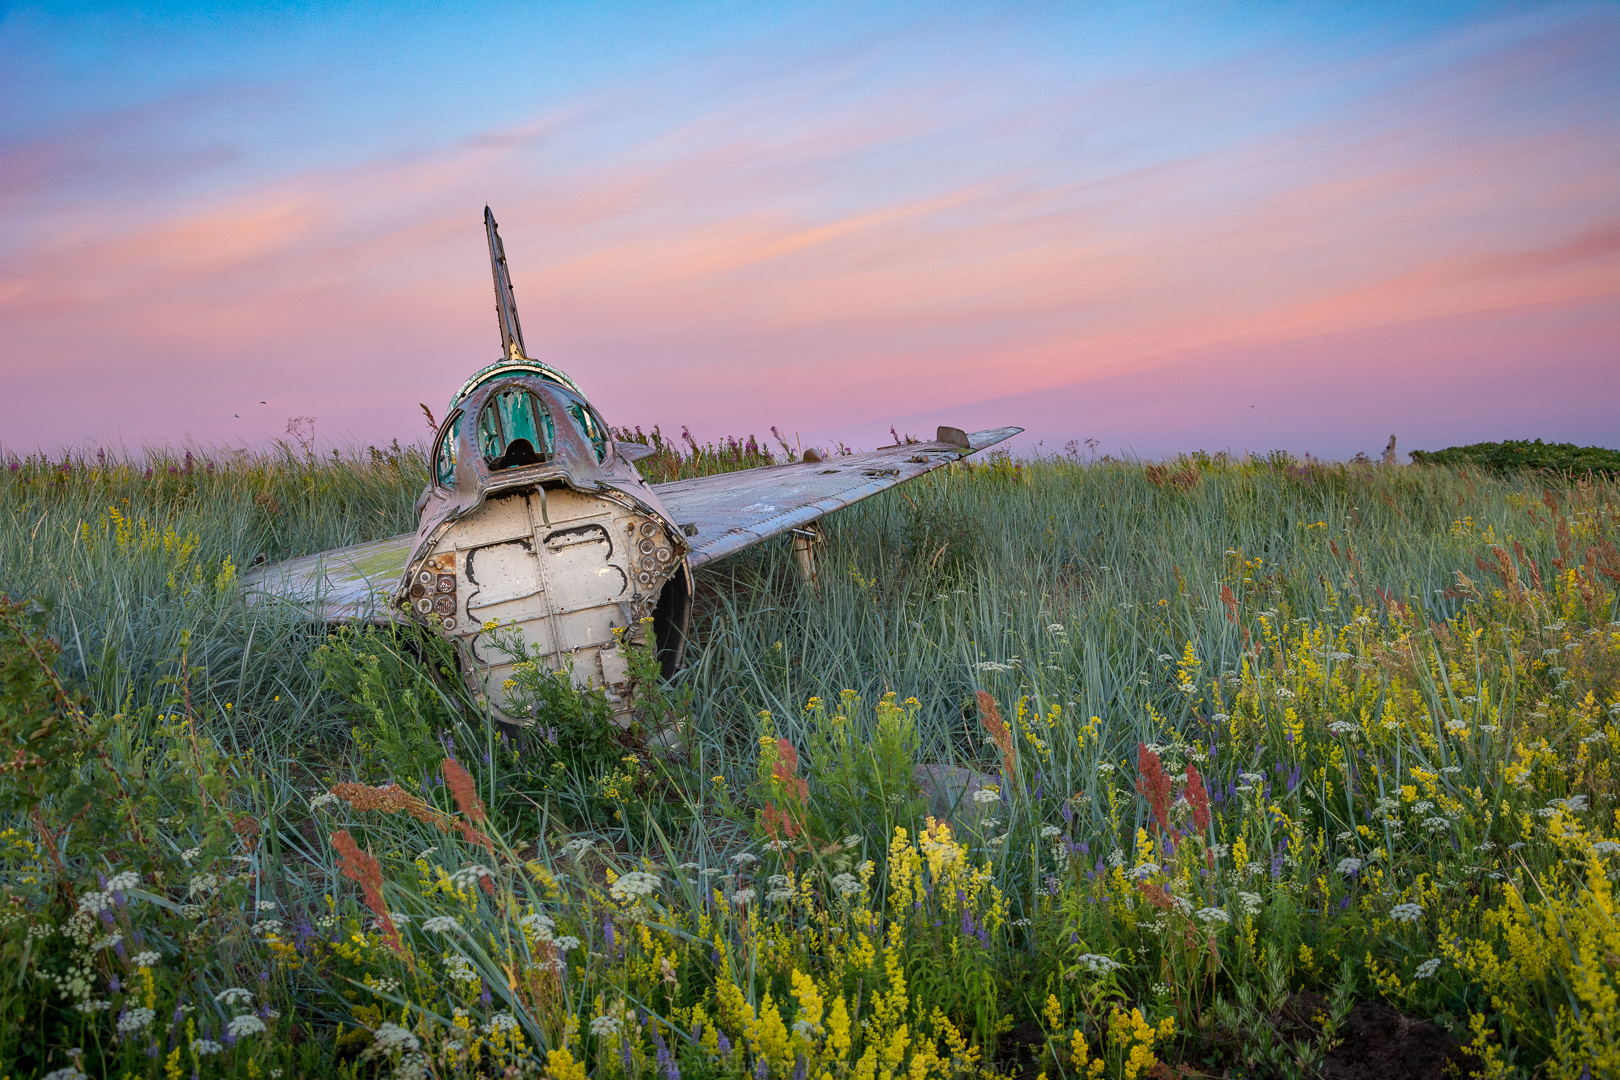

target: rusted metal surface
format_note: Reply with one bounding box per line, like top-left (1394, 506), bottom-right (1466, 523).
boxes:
top-left (791, 523), bottom-right (825, 586)
top-left (486, 206), bottom-right (528, 362)
top-left (239, 207), bottom-right (1021, 728)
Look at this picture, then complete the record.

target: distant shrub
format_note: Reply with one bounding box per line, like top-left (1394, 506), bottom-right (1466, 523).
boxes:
top-left (1409, 438), bottom-right (1620, 475)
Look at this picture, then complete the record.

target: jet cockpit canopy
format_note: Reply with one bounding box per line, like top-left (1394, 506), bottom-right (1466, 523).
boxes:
top-left (432, 377), bottom-right (618, 496)
top-left (447, 358), bottom-right (582, 414)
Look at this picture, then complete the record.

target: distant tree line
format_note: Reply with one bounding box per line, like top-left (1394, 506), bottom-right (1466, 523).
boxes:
top-left (1410, 438), bottom-right (1620, 476)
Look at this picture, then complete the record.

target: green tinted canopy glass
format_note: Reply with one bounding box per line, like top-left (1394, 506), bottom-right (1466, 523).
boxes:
top-left (435, 412), bottom-right (462, 487)
top-left (566, 401), bottom-right (609, 464)
top-left (478, 389), bottom-right (554, 469)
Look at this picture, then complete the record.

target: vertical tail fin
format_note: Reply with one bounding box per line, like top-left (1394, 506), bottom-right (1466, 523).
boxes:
top-left (485, 206), bottom-right (527, 361)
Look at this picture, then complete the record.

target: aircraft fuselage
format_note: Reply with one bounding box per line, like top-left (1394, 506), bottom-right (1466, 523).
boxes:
top-left (400, 372), bottom-right (688, 726)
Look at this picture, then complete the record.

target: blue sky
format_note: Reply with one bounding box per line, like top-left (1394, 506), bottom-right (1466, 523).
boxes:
top-left (2, 2), bottom-right (1616, 458)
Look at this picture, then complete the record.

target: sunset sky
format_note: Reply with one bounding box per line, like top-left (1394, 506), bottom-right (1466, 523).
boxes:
top-left (2, 1), bottom-right (1616, 460)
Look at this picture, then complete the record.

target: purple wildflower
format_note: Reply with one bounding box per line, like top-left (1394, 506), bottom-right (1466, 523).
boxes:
top-left (651, 1021), bottom-right (679, 1080)
top-left (958, 894), bottom-right (990, 947)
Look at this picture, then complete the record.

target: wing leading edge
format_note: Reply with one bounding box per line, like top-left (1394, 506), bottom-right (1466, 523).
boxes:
top-left (654, 426), bottom-right (1021, 570)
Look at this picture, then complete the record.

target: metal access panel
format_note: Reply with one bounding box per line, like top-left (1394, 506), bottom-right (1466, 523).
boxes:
top-left (407, 485), bottom-right (674, 722)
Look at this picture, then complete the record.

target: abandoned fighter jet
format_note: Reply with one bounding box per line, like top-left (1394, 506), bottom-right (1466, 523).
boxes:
top-left (242, 208), bottom-right (1020, 725)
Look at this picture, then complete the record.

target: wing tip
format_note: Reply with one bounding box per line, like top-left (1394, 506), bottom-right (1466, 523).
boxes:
top-left (965, 426), bottom-right (1023, 452)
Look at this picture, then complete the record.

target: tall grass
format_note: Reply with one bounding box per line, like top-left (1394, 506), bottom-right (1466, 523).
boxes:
top-left (684, 454), bottom-right (1541, 759)
top-left (0, 442), bottom-right (426, 730)
top-left (2, 441), bottom-right (1617, 1078)
top-left (4, 442), bottom-right (1522, 745)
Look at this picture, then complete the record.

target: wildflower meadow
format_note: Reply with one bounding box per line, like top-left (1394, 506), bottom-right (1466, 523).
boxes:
top-left (1, 441), bottom-right (1617, 1079)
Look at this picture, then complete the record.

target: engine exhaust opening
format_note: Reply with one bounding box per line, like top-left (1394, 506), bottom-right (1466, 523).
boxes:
top-left (651, 562), bottom-right (692, 678)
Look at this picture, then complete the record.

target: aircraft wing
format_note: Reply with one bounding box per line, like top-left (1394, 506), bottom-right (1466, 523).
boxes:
top-left (654, 426), bottom-right (1021, 569)
top-left (240, 425), bottom-right (1021, 614)
top-left (238, 532), bottom-right (413, 622)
